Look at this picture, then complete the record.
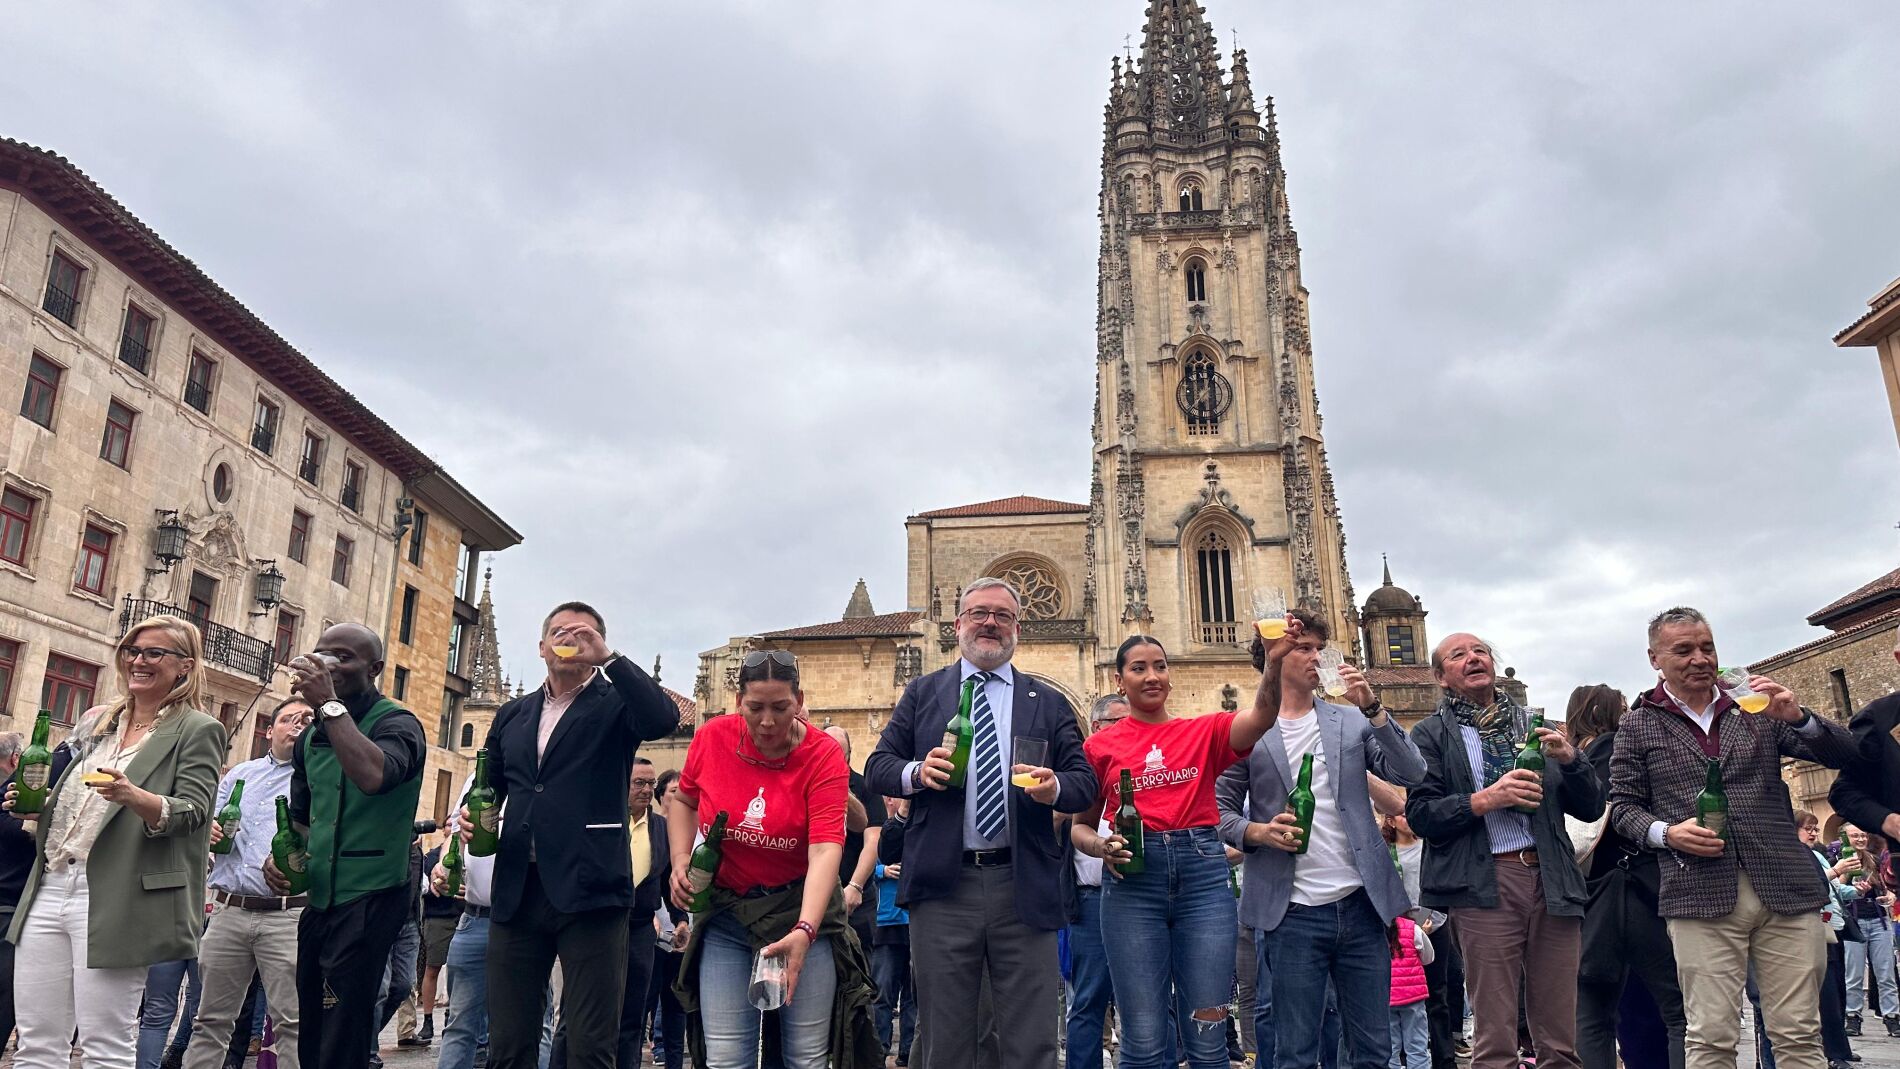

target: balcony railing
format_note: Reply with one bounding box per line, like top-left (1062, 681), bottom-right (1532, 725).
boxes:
top-left (117, 334), bottom-right (151, 374)
top-left (1198, 621), bottom-right (1239, 645)
top-left (298, 457), bottom-right (321, 484)
top-left (340, 483), bottom-right (361, 513)
top-left (42, 283), bottom-right (78, 327)
top-left (184, 379), bottom-right (212, 414)
top-left (121, 597), bottom-right (274, 683)
top-left (251, 423), bottom-right (276, 454)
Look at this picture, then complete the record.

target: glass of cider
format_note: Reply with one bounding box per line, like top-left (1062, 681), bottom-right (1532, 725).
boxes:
top-left (1717, 667), bottom-right (1769, 713)
top-left (1252, 589), bottom-right (1289, 642)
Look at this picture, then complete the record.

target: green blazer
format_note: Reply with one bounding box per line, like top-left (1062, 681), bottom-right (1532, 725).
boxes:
top-left (6, 705), bottom-right (225, 968)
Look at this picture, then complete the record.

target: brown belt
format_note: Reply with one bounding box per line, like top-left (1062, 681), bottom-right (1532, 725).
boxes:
top-left (214, 890), bottom-right (308, 911)
top-left (1494, 848), bottom-right (1539, 868)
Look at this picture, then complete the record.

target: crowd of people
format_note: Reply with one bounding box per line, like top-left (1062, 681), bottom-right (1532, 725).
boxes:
top-left (8, 585), bottom-right (1900, 1069)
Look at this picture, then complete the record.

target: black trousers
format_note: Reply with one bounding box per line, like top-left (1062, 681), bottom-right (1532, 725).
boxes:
top-left (297, 886), bottom-right (412, 1069)
top-left (548, 909), bottom-right (656, 1069)
top-left (1824, 940), bottom-right (1854, 1063)
top-left (1424, 917), bottom-right (1465, 1069)
top-left (0, 919), bottom-right (14, 1050)
top-left (488, 866), bottom-right (630, 1069)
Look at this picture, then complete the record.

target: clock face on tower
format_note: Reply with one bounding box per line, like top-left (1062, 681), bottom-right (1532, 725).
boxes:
top-left (1177, 361), bottom-right (1234, 427)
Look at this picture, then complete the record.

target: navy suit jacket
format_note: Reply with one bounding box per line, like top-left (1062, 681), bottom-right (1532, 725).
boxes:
top-left (484, 656), bottom-right (678, 923)
top-left (864, 662), bottom-right (1094, 931)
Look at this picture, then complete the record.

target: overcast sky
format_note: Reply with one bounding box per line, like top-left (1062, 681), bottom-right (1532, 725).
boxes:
top-left (7, 2), bottom-right (1900, 710)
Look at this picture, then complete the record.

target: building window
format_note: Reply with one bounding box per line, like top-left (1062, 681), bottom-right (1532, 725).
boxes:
top-left (1194, 529), bottom-right (1237, 644)
top-left (393, 665), bottom-right (410, 700)
top-left (184, 352), bottom-right (216, 414)
top-left (42, 252), bottom-right (83, 327)
top-left (287, 509), bottom-right (311, 564)
top-left (340, 461), bottom-right (365, 514)
top-left (21, 353), bottom-right (61, 429)
top-left (408, 509), bottom-right (428, 566)
top-left (188, 571), bottom-right (219, 627)
top-left (251, 710), bottom-right (272, 760)
top-left (100, 400), bottom-right (136, 469)
top-left (118, 305), bottom-right (156, 373)
top-left (332, 535), bottom-right (353, 587)
top-left (299, 432), bottom-right (325, 485)
top-left (1830, 668), bottom-right (1853, 719)
top-left (212, 463), bottom-right (234, 503)
top-left (251, 397), bottom-right (280, 455)
top-left (1178, 182), bottom-right (1204, 212)
top-left (0, 488), bottom-right (37, 567)
top-left (41, 653), bottom-right (100, 725)
top-left (455, 542), bottom-right (473, 599)
top-left (446, 622), bottom-right (465, 677)
top-left (991, 558), bottom-right (1066, 620)
top-left (399, 586), bottom-right (419, 645)
top-left (460, 722), bottom-right (475, 748)
top-left (441, 689), bottom-right (462, 749)
top-left (72, 524), bottom-right (114, 597)
top-left (274, 609), bottom-right (299, 665)
top-left (0, 638), bottom-right (15, 711)
top-left (1184, 259), bottom-right (1207, 303)
top-left (1386, 624), bottom-right (1417, 666)
top-left (1180, 350), bottom-right (1227, 435)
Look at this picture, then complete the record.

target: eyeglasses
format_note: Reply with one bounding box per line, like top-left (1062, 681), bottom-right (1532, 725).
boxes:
top-left (630, 779), bottom-right (657, 790)
top-left (741, 650), bottom-right (798, 670)
top-left (959, 608), bottom-right (1019, 626)
top-left (120, 646), bottom-right (189, 663)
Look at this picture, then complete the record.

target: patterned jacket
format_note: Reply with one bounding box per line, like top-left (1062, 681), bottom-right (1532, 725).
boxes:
top-left (1608, 686), bottom-right (1856, 920)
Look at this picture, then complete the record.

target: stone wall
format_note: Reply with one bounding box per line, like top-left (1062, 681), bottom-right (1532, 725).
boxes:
top-left (1754, 615), bottom-right (1900, 828)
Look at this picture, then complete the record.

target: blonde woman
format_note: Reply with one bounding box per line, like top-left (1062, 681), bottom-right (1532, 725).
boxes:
top-left (4, 615), bottom-right (226, 1069)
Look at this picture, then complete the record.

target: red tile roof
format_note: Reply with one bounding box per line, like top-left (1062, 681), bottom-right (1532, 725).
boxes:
top-left (661, 686), bottom-right (696, 719)
top-left (1755, 607), bottom-right (1900, 670)
top-left (1365, 665), bottom-right (1437, 687)
top-left (1835, 277), bottom-right (1900, 345)
top-left (0, 138), bottom-right (438, 480)
top-left (913, 495), bottom-right (1088, 519)
top-left (761, 610), bottom-right (927, 640)
top-left (1808, 567), bottom-right (1900, 627)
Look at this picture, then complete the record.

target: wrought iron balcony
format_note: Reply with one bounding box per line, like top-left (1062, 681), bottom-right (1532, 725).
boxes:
top-left (117, 333), bottom-right (151, 374)
top-left (340, 483), bottom-right (361, 513)
top-left (298, 457), bottom-right (321, 484)
top-left (184, 379), bottom-right (213, 414)
top-left (1198, 621), bottom-right (1239, 645)
top-left (42, 283), bottom-right (78, 327)
top-left (121, 597), bottom-right (274, 683)
top-left (251, 423), bottom-right (276, 454)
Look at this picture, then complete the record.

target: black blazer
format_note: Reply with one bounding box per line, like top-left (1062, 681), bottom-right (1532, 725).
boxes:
top-left (1831, 692), bottom-right (1900, 836)
top-left (485, 656), bottom-right (678, 922)
top-left (863, 662), bottom-right (1093, 931)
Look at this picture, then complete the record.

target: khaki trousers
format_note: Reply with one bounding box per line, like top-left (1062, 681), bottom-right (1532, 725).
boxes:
top-left (1667, 872), bottom-right (1825, 1069)
top-left (183, 901), bottom-right (302, 1069)
top-left (1451, 859), bottom-right (1582, 1069)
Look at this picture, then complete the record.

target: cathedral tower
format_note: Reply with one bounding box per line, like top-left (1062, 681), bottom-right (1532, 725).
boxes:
top-left (1086, 0), bottom-right (1359, 698)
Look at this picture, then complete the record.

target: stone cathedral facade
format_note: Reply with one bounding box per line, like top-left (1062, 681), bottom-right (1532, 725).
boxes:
top-left (693, 1), bottom-right (1478, 757)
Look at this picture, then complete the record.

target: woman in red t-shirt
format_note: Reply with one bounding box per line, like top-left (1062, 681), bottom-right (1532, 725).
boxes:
top-left (665, 650), bottom-right (870, 1069)
top-left (1070, 628), bottom-right (1294, 1069)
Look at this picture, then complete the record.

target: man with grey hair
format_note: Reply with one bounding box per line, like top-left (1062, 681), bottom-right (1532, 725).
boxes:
top-left (1611, 606), bottom-right (1855, 1069)
top-left (0, 729), bottom-right (27, 1048)
top-left (867, 577), bottom-right (1096, 1069)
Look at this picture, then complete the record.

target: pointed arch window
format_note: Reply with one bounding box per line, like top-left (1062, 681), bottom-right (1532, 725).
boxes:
top-left (1178, 350), bottom-right (1229, 436)
top-left (1178, 181), bottom-right (1204, 212)
top-left (1184, 258), bottom-right (1207, 303)
top-left (1195, 528), bottom-right (1238, 644)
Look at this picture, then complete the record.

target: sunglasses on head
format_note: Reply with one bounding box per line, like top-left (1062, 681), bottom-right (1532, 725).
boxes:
top-left (741, 650), bottom-right (798, 670)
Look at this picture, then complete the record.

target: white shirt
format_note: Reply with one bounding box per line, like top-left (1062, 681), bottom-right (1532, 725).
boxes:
top-left (898, 661), bottom-right (1019, 850)
top-left (1073, 817), bottom-right (1110, 888)
top-left (1280, 711), bottom-right (1360, 907)
top-left (453, 772), bottom-right (498, 908)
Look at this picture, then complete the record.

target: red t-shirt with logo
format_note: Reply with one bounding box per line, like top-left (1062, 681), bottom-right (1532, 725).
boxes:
top-left (678, 713), bottom-right (850, 893)
top-left (1085, 711), bottom-right (1247, 831)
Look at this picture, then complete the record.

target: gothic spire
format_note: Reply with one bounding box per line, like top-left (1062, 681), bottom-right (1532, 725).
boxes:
top-left (1228, 47), bottom-right (1256, 115)
top-left (1135, 0), bottom-right (1226, 132)
top-left (1381, 553), bottom-right (1393, 587)
top-left (843, 578), bottom-right (875, 620)
top-left (468, 566), bottom-right (504, 703)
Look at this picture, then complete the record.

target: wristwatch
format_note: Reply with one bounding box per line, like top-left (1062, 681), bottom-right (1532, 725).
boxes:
top-left (319, 701), bottom-right (348, 721)
top-left (909, 764), bottom-right (927, 792)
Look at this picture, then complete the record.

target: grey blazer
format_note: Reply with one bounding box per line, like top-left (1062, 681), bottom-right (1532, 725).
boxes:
top-left (1215, 701), bottom-right (1426, 932)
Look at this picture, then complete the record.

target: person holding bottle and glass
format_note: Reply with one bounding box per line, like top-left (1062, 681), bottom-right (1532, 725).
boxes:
top-left (1066, 615), bottom-right (1287, 1069)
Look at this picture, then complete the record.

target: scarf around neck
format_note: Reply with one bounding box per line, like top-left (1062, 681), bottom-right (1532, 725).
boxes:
top-left (1445, 689), bottom-right (1520, 789)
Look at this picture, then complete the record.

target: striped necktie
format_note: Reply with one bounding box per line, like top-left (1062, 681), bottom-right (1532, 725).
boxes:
top-left (970, 671), bottom-right (1007, 841)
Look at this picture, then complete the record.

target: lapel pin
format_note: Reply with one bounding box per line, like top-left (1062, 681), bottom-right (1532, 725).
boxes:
top-left (1028, 691), bottom-right (1038, 698)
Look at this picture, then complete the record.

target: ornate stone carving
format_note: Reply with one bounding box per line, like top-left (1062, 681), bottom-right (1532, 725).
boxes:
top-left (1174, 460), bottom-right (1257, 538)
top-left (1116, 360), bottom-right (1137, 437)
top-left (991, 558), bottom-right (1065, 620)
top-left (893, 646), bottom-right (922, 686)
top-left (1156, 244), bottom-right (1175, 273)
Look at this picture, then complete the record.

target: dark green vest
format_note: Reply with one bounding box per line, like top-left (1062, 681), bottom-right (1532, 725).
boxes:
top-left (302, 698), bottom-right (423, 909)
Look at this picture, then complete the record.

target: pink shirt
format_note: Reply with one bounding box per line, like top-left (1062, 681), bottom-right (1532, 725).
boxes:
top-left (538, 677), bottom-right (588, 759)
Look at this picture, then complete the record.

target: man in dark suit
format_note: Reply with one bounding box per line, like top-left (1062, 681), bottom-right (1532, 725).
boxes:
top-left (865, 577), bottom-right (1095, 1069)
top-left (476, 602), bottom-right (678, 1069)
top-left (1828, 629), bottom-right (1900, 841)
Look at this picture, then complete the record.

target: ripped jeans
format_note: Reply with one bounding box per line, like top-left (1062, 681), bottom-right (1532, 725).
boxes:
top-left (1101, 827), bottom-right (1237, 1069)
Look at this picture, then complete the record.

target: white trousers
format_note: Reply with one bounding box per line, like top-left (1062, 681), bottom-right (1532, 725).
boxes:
top-left (14, 863), bottom-right (148, 1069)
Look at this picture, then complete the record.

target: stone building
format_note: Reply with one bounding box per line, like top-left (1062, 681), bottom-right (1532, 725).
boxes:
top-left (695, 2), bottom-right (1519, 755)
top-left (0, 137), bottom-right (516, 776)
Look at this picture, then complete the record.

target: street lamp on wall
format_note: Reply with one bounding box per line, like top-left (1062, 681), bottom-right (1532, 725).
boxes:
top-left (392, 497), bottom-right (416, 545)
top-left (251, 560), bottom-right (285, 616)
top-left (148, 510), bottom-right (189, 575)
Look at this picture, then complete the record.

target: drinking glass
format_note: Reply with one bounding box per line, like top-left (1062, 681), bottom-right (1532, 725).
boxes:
top-left (1718, 667), bottom-right (1768, 714)
top-left (1316, 648), bottom-right (1349, 699)
top-left (749, 948), bottom-right (787, 1010)
top-left (550, 627), bottom-right (580, 660)
top-left (1251, 589), bottom-right (1288, 641)
top-left (1012, 737), bottom-right (1048, 789)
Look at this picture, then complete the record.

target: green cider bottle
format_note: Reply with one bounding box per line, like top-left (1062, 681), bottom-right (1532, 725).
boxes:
top-left (686, 811), bottom-right (730, 912)
top-left (1287, 753), bottom-right (1317, 856)
top-left (270, 796), bottom-right (310, 896)
top-left (441, 832), bottom-right (464, 898)
top-left (1841, 831), bottom-right (1863, 879)
top-left (210, 779), bottom-right (245, 855)
top-left (942, 679), bottom-right (977, 789)
top-left (1695, 759), bottom-right (1729, 843)
top-left (13, 710), bottom-right (53, 816)
top-left (1513, 711), bottom-right (1546, 814)
top-left (1116, 768), bottom-right (1146, 876)
top-left (465, 749), bottom-right (500, 857)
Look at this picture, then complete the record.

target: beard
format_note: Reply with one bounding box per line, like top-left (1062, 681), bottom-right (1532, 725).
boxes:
top-left (960, 632), bottom-right (1017, 671)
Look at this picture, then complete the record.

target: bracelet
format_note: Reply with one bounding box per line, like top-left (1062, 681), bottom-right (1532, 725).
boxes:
top-left (792, 920), bottom-right (818, 944)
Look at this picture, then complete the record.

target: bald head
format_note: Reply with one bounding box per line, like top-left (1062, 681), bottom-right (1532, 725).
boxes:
top-left (1431, 632), bottom-right (1497, 704)
top-left (824, 725), bottom-right (851, 760)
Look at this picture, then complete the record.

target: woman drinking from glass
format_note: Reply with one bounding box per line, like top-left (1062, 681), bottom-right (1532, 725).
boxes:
top-left (667, 649), bottom-right (880, 1069)
top-left (6, 615), bottom-right (226, 1069)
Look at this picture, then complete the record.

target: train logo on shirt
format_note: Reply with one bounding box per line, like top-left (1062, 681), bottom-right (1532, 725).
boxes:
top-left (1144, 745), bottom-right (1166, 774)
top-left (739, 787), bottom-right (768, 832)
top-left (1133, 745), bottom-right (1199, 791)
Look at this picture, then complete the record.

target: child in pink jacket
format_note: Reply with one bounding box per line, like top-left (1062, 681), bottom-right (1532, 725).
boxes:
top-left (1389, 915), bottom-right (1436, 1069)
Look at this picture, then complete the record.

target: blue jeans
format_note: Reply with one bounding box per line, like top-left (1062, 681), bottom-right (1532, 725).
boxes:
top-left (377, 920), bottom-right (421, 1035)
top-left (139, 959), bottom-right (201, 1069)
top-left (1265, 890), bottom-right (1392, 1069)
top-left (1846, 919), bottom-right (1898, 1017)
top-left (1066, 887), bottom-right (1114, 1069)
top-left (871, 943), bottom-right (913, 1059)
top-left (438, 915), bottom-right (491, 1069)
top-left (698, 911), bottom-right (835, 1069)
top-left (1255, 930), bottom-right (1277, 1065)
top-left (1389, 1002), bottom-right (1429, 1069)
top-left (1101, 827), bottom-right (1237, 1069)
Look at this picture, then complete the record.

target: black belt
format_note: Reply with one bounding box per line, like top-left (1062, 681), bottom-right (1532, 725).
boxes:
top-left (741, 881), bottom-right (799, 900)
top-left (214, 890), bottom-right (307, 912)
top-left (962, 848), bottom-right (1012, 868)
top-left (464, 904), bottom-right (492, 918)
